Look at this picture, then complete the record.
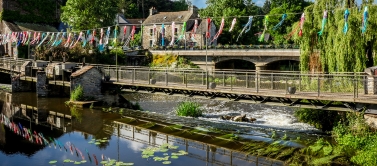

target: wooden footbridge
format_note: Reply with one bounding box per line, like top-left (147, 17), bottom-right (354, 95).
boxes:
top-left (1, 57), bottom-right (377, 113)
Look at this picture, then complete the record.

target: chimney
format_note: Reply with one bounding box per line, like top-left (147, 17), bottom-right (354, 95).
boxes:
top-left (149, 7), bottom-right (157, 16)
top-left (189, 5), bottom-right (197, 14)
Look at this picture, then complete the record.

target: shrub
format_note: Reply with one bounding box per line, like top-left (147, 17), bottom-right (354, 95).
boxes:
top-left (70, 85), bottom-right (84, 101)
top-left (176, 102), bottom-right (202, 117)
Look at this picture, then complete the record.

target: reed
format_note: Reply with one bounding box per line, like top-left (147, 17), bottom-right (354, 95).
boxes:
top-left (70, 85), bottom-right (84, 101)
top-left (175, 102), bottom-right (202, 117)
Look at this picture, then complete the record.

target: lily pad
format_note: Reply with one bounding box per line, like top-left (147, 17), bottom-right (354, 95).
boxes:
top-left (142, 155), bottom-right (150, 158)
top-left (81, 160), bottom-right (87, 163)
top-left (169, 145), bottom-right (179, 149)
top-left (100, 140), bottom-right (108, 143)
top-left (171, 156), bottom-right (179, 159)
top-left (63, 159), bottom-right (72, 163)
top-left (74, 161), bottom-right (81, 165)
top-left (100, 161), bottom-right (108, 164)
top-left (159, 149), bottom-right (168, 152)
top-left (49, 160), bottom-right (58, 164)
top-left (94, 142), bottom-right (101, 145)
top-left (102, 137), bottom-right (108, 140)
top-left (163, 153), bottom-right (169, 156)
top-left (88, 141), bottom-right (94, 144)
top-left (122, 163), bottom-right (134, 166)
top-left (162, 161), bottom-right (172, 164)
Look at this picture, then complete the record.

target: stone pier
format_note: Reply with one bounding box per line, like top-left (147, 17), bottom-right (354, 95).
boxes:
top-left (36, 71), bottom-right (48, 97)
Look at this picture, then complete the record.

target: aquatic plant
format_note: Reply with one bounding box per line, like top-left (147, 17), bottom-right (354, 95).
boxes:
top-left (175, 102), bottom-right (203, 117)
top-left (89, 103), bottom-right (94, 109)
top-left (70, 84), bottom-right (84, 101)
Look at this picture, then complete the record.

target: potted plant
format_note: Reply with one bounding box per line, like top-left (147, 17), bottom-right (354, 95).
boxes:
top-left (287, 86), bottom-right (296, 94)
top-left (224, 44), bottom-right (230, 49)
top-left (149, 72), bottom-right (157, 84)
top-left (209, 82), bottom-right (216, 89)
top-left (216, 44), bottom-right (223, 49)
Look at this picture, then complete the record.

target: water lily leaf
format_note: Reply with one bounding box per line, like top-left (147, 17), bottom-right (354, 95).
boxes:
top-left (171, 156), bottom-right (179, 159)
top-left (163, 153), bottom-right (168, 156)
top-left (160, 149), bottom-right (168, 152)
top-left (63, 159), bottom-right (72, 163)
top-left (94, 142), bottom-right (101, 145)
top-left (88, 141), bottom-right (94, 144)
top-left (100, 140), bottom-right (108, 143)
top-left (74, 161), bottom-right (81, 164)
top-left (178, 150), bottom-right (188, 155)
top-left (100, 161), bottom-right (108, 164)
top-left (169, 145), bottom-right (179, 149)
top-left (81, 160), bottom-right (87, 163)
top-left (49, 160), bottom-right (58, 164)
top-left (142, 155), bottom-right (149, 158)
top-left (122, 163), bottom-right (134, 166)
top-left (103, 137), bottom-right (108, 140)
top-left (162, 161), bottom-right (171, 164)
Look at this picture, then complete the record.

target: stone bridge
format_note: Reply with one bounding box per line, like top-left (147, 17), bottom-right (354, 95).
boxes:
top-left (149, 49), bottom-right (300, 71)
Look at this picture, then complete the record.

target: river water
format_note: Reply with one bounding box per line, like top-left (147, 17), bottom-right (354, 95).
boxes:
top-left (0, 91), bottom-right (324, 166)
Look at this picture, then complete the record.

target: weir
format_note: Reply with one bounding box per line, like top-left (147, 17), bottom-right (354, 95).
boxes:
top-left (1, 57), bottom-right (377, 113)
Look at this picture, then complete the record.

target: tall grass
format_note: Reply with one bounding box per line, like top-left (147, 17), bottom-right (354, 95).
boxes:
top-left (70, 85), bottom-right (84, 101)
top-left (176, 102), bottom-right (202, 117)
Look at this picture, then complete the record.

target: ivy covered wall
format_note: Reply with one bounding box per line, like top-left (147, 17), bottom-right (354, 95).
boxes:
top-left (299, 0), bottom-right (377, 73)
top-left (0, 0), bottom-right (60, 24)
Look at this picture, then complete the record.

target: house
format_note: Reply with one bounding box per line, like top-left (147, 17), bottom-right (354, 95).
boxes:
top-left (70, 66), bottom-right (102, 99)
top-left (142, 6), bottom-right (217, 49)
top-left (115, 13), bottom-right (145, 48)
top-left (0, 0), bottom-right (61, 58)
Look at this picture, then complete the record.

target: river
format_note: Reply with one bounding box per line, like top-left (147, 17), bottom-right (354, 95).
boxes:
top-left (0, 91), bottom-right (325, 166)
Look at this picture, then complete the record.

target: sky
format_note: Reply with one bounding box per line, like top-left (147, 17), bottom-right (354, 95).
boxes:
top-left (191, 0), bottom-right (377, 9)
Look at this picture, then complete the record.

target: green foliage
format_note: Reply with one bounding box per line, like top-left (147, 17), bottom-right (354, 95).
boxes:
top-left (294, 108), bottom-right (341, 131)
top-left (61, 0), bottom-right (118, 30)
top-left (175, 102), bottom-right (202, 117)
top-left (0, 0), bottom-right (59, 24)
top-left (129, 32), bottom-right (142, 47)
top-left (298, 1), bottom-right (377, 72)
top-left (70, 85), bottom-right (84, 101)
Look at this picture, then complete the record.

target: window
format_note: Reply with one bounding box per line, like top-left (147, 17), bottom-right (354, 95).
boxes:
top-left (174, 28), bottom-right (178, 34)
top-left (149, 29), bottom-right (153, 36)
top-left (149, 40), bottom-right (153, 47)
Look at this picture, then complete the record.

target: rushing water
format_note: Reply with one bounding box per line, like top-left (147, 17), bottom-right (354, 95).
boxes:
top-left (121, 92), bottom-right (324, 143)
top-left (0, 92), bottom-right (287, 166)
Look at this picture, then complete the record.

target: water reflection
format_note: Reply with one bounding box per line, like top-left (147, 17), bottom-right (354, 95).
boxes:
top-left (0, 92), bottom-right (284, 166)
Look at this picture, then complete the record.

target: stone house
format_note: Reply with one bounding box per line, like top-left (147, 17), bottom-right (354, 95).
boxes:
top-left (70, 66), bottom-right (102, 99)
top-left (142, 6), bottom-right (217, 49)
top-left (0, 0), bottom-right (61, 58)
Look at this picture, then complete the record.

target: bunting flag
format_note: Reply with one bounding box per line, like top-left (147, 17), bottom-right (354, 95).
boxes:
top-left (51, 32), bottom-right (60, 47)
top-left (211, 18), bottom-right (225, 43)
top-left (161, 24), bottom-right (165, 46)
top-left (90, 30), bottom-right (96, 45)
top-left (82, 30), bottom-right (90, 47)
top-left (99, 28), bottom-right (104, 46)
top-left (343, 9), bottom-right (350, 34)
top-left (259, 16), bottom-right (269, 42)
top-left (169, 22), bottom-right (175, 46)
top-left (46, 33), bottom-right (55, 45)
top-left (30, 32), bottom-right (40, 45)
top-left (104, 27), bottom-right (111, 46)
top-left (71, 31), bottom-right (83, 48)
top-left (362, 6), bottom-right (368, 34)
top-left (273, 14), bottom-right (287, 30)
top-left (121, 26), bottom-right (127, 43)
top-left (229, 18), bottom-right (237, 32)
top-left (175, 22), bottom-right (186, 43)
top-left (237, 16), bottom-right (253, 42)
top-left (318, 10), bottom-right (327, 37)
top-left (192, 19), bottom-right (198, 37)
top-left (206, 18), bottom-right (211, 39)
top-left (55, 32), bottom-right (65, 46)
top-left (112, 26), bottom-right (118, 46)
top-left (64, 33), bottom-right (72, 47)
top-left (37, 32), bottom-right (50, 48)
top-left (299, 13), bottom-right (305, 37)
top-left (69, 33), bottom-right (76, 48)
top-left (131, 26), bottom-right (136, 40)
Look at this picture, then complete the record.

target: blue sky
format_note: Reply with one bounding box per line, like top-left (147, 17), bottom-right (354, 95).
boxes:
top-left (192, 0), bottom-right (376, 9)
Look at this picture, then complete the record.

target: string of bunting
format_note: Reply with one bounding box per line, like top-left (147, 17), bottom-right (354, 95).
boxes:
top-left (0, 6), bottom-right (374, 49)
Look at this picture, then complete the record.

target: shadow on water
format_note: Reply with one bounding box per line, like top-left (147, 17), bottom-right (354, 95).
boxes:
top-left (0, 91), bottom-right (284, 166)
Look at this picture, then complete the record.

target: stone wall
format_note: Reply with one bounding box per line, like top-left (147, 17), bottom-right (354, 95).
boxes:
top-left (71, 67), bottom-right (102, 99)
top-left (36, 71), bottom-right (48, 97)
top-left (11, 76), bottom-right (32, 92)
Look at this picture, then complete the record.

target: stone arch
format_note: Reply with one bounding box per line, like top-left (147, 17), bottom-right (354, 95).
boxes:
top-left (215, 59), bottom-right (256, 70)
top-left (265, 59), bottom-right (300, 71)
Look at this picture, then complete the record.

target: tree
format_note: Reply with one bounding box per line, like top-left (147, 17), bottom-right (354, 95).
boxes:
top-left (61, 0), bottom-right (118, 30)
top-left (262, 0), bottom-right (271, 14)
top-left (266, 0), bottom-right (311, 45)
top-left (298, 0), bottom-right (377, 72)
top-left (199, 0), bottom-right (263, 45)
